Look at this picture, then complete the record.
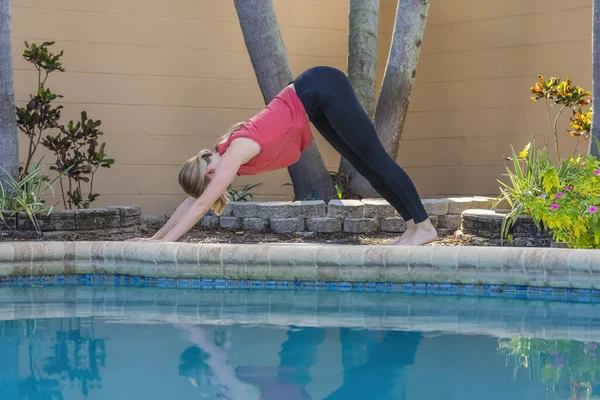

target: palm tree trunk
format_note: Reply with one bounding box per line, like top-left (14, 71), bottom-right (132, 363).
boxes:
top-left (350, 0), bottom-right (431, 197)
top-left (0, 0), bottom-right (18, 186)
top-left (338, 0), bottom-right (380, 182)
top-left (233, 0), bottom-right (335, 200)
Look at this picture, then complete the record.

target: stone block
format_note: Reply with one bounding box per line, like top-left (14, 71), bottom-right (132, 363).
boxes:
top-left (143, 215), bottom-right (168, 225)
top-left (220, 202), bottom-right (235, 217)
top-left (437, 229), bottom-right (455, 237)
top-left (429, 215), bottom-right (439, 229)
top-left (75, 208), bottom-right (121, 230)
top-left (107, 205), bottom-right (142, 217)
top-left (0, 212), bottom-right (17, 230)
top-left (220, 216), bottom-right (242, 230)
top-left (256, 202), bottom-right (292, 219)
top-left (289, 200), bottom-right (327, 218)
top-left (243, 218), bottom-right (269, 231)
top-left (447, 197), bottom-right (494, 215)
top-left (232, 202), bottom-right (263, 218)
top-left (17, 210), bottom-right (77, 232)
top-left (327, 199), bottom-right (364, 218)
top-left (270, 218), bottom-right (305, 234)
top-left (200, 215), bottom-right (219, 228)
top-left (343, 218), bottom-right (378, 234)
top-left (121, 215), bottom-right (143, 227)
top-left (438, 214), bottom-right (461, 231)
top-left (107, 206), bottom-right (142, 227)
top-left (422, 199), bottom-right (450, 216)
top-left (306, 217), bottom-right (342, 233)
top-left (379, 217), bottom-right (407, 233)
top-left (362, 199), bottom-right (395, 218)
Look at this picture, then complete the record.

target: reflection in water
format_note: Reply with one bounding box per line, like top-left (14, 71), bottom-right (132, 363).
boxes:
top-left (0, 318), bottom-right (106, 400)
top-left (499, 337), bottom-right (600, 400)
top-left (324, 330), bottom-right (421, 400)
top-left (1, 285), bottom-right (600, 399)
top-left (178, 326), bottom-right (420, 400)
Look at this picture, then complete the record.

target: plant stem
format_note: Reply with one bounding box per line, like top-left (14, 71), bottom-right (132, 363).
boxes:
top-left (23, 133), bottom-right (35, 177)
top-left (41, 71), bottom-right (49, 87)
top-left (67, 176), bottom-right (73, 210)
top-left (59, 177), bottom-right (67, 210)
top-left (553, 104), bottom-right (567, 160)
top-left (545, 99), bottom-right (564, 161)
top-left (88, 166), bottom-right (98, 208)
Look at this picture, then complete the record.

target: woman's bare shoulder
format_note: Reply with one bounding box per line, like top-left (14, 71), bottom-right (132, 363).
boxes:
top-left (227, 137), bottom-right (261, 163)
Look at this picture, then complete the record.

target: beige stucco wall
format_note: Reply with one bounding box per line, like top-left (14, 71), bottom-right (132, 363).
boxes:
top-left (11, 0), bottom-right (592, 216)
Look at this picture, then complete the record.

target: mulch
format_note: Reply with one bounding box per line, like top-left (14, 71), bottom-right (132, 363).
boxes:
top-left (1, 223), bottom-right (473, 246)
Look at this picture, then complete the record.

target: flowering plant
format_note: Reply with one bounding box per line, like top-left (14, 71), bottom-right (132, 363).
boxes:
top-left (499, 337), bottom-right (600, 399)
top-left (497, 141), bottom-right (600, 248)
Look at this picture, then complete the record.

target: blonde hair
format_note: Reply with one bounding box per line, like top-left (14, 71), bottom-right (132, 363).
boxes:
top-left (178, 122), bottom-right (245, 215)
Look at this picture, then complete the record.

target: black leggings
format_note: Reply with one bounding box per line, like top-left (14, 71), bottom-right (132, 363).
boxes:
top-left (293, 66), bottom-right (429, 223)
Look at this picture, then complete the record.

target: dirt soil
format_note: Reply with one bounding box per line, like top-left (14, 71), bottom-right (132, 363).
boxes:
top-left (3, 223), bottom-right (472, 246)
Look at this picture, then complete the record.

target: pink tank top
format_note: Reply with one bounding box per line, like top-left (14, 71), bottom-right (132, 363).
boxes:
top-left (216, 87), bottom-right (313, 176)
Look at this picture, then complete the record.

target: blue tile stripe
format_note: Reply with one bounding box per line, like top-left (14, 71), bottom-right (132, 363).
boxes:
top-left (0, 274), bottom-right (598, 304)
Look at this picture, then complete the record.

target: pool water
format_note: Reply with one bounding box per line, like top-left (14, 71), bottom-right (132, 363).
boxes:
top-left (0, 285), bottom-right (599, 400)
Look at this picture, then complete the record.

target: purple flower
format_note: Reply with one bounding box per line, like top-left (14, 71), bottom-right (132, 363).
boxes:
top-left (554, 356), bottom-right (565, 367)
top-left (550, 352), bottom-right (558, 356)
top-left (590, 206), bottom-right (598, 214)
top-left (591, 352), bottom-right (597, 357)
top-left (554, 192), bottom-right (565, 199)
top-left (551, 204), bottom-right (560, 210)
top-left (590, 343), bottom-right (598, 350)
top-left (565, 186), bottom-right (574, 191)
top-left (595, 170), bottom-right (600, 176)
top-left (582, 163), bottom-right (587, 168)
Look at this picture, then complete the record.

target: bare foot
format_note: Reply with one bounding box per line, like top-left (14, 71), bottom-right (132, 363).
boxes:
top-left (395, 219), bottom-right (438, 246)
top-left (390, 220), bottom-right (415, 245)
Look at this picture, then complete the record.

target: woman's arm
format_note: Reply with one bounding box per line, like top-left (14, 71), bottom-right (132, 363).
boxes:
top-left (160, 149), bottom-right (244, 242)
top-left (180, 325), bottom-right (260, 400)
top-left (150, 197), bottom-right (197, 240)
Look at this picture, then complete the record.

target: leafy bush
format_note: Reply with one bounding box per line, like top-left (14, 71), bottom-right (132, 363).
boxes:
top-left (498, 141), bottom-right (600, 248)
top-left (497, 77), bottom-right (599, 248)
top-left (0, 159), bottom-right (65, 236)
top-left (499, 337), bottom-right (600, 398)
top-left (16, 41), bottom-right (114, 210)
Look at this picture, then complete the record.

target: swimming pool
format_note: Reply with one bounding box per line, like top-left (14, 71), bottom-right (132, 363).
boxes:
top-left (0, 282), bottom-right (598, 400)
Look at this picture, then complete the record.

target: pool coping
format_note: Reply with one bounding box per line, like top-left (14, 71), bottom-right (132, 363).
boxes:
top-left (0, 241), bottom-right (597, 289)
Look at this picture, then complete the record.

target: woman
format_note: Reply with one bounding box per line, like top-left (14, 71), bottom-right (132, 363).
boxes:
top-left (134, 66), bottom-right (437, 246)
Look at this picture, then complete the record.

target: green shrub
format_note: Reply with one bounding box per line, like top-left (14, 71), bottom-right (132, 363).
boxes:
top-left (499, 337), bottom-right (599, 397)
top-left (498, 141), bottom-right (600, 248)
top-left (498, 76), bottom-right (599, 248)
top-left (0, 159), bottom-right (66, 236)
top-left (16, 41), bottom-right (114, 210)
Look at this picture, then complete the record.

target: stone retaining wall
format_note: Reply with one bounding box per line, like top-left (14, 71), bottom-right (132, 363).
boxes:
top-left (459, 209), bottom-right (552, 247)
top-left (197, 196), bottom-right (497, 235)
top-left (0, 206), bottom-right (144, 239)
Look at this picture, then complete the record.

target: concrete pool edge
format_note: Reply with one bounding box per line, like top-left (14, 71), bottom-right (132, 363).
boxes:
top-left (0, 241), bottom-right (597, 289)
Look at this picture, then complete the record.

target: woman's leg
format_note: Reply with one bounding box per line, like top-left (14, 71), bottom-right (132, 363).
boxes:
top-left (311, 115), bottom-right (411, 220)
top-left (311, 114), bottom-right (418, 241)
top-left (295, 66), bottom-right (435, 245)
